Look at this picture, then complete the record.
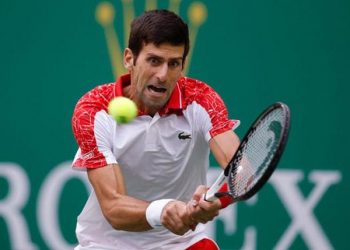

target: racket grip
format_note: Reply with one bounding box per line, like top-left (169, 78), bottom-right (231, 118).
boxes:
top-left (217, 183), bottom-right (233, 208)
top-left (204, 171), bottom-right (226, 201)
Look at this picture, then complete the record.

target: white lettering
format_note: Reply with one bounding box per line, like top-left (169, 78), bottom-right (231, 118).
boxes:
top-left (270, 170), bottom-right (341, 250)
top-left (0, 163), bottom-right (37, 250)
top-left (0, 163), bottom-right (342, 249)
top-left (37, 161), bottom-right (90, 250)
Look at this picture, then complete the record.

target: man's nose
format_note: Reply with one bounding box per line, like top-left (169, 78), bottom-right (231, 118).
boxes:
top-left (155, 63), bottom-right (168, 83)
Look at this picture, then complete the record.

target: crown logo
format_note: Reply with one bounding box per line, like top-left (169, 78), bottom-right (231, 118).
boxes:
top-left (95, 1), bottom-right (207, 78)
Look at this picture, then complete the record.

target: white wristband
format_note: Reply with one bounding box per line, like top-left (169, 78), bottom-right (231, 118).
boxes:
top-left (145, 199), bottom-right (174, 228)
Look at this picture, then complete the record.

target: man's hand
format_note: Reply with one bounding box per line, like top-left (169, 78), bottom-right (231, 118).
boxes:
top-left (187, 185), bottom-right (221, 224)
top-left (160, 201), bottom-right (195, 235)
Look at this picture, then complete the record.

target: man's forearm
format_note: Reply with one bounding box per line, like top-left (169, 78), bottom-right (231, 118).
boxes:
top-left (101, 194), bottom-right (152, 231)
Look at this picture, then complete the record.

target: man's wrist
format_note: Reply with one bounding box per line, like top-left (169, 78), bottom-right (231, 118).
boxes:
top-left (145, 199), bottom-right (175, 228)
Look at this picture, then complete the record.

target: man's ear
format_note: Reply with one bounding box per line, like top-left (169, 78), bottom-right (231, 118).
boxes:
top-left (124, 48), bottom-right (134, 71)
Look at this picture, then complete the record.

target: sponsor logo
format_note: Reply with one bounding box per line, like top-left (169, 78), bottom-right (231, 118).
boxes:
top-left (178, 131), bottom-right (192, 140)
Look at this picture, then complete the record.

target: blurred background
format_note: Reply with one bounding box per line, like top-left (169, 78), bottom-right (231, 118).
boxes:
top-left (1, 0), bottom-right (349, 249)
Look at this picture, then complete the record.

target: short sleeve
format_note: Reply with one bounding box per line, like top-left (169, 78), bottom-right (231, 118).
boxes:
top-left (72, 94), bottom-right (117, 169)
top-left (195, 84), bottom-right (240, 141)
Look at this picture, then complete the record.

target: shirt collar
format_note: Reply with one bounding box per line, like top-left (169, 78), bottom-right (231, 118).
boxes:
top-left (114, 74), bottom-right (184, 116)
top-left (114, 74), bottom-right (131, 97)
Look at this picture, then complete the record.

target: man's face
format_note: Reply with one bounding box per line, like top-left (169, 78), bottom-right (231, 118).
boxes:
top-left (124, 43), bottom-right (184, 115)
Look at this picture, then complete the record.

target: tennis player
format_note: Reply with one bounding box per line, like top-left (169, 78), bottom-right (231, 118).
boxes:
top-left (72, 9), bottom-right (240, 250)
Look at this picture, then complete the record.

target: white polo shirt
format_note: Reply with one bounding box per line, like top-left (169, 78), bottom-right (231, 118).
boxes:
top-left (72, 74), bottom-right (239, 249)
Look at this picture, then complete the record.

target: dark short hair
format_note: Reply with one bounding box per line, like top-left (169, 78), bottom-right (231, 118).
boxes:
top-left (128, 9), bottom-right (190, 65)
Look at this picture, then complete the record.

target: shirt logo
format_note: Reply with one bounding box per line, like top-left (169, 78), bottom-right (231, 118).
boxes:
top-left (81, 152), bottom-right (94, 160)
top-left (178, 132), bottom-right (192, 140)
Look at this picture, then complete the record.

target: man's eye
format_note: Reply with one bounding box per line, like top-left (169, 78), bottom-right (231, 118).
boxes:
top-left (169, 61), bottom-right (180, 68)
top-left (149, 58), bottom-right (160, 65)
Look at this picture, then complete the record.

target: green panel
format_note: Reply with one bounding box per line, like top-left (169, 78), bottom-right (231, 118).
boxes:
top-left (1, 0), bottom-right (349, 249)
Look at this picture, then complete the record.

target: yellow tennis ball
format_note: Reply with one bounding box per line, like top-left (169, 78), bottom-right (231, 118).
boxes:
top-left (108, 97), bottom-right (137, 124)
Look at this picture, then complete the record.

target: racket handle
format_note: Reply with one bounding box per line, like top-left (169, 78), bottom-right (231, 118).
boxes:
top-left (204, 171), bottom-right (226, 201)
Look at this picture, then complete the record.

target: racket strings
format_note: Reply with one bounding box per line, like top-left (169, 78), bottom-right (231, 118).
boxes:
top-left (229, 108), bottom-right (285, 197)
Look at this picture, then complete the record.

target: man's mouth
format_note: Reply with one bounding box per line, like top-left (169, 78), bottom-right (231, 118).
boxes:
top-left (148, 85), bottom-right (167, 93)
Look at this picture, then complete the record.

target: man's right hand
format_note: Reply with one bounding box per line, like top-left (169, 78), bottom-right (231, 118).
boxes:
top-left (187, 185), bottom-right (221, 224)
top-left (160, 201), bottom-right (196, 235)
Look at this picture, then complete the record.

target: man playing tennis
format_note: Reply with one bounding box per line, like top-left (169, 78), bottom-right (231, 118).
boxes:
top-left (72, 9), bottom-right (240, 250)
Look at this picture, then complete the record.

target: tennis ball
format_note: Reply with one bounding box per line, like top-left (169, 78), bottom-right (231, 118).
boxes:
top-left (108, 97), bottom-right (137, 124)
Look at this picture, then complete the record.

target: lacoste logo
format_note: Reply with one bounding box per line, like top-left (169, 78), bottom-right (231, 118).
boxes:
top-left (178, 132), bottom-right (192, 140)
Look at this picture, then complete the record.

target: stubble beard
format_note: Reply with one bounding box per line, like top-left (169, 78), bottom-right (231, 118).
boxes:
top-left (138, 88), bottom-right (169, 115)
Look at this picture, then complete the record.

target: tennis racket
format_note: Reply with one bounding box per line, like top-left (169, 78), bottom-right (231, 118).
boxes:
top-left (204, 102), bottom-right (291, 202)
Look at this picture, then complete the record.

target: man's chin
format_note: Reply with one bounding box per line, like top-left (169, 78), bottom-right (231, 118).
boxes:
top-left (143, 99), bottom-right (167, 113)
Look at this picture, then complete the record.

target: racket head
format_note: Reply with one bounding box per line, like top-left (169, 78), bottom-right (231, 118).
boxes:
top-left (224, 102), bottom-right (290, 201)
